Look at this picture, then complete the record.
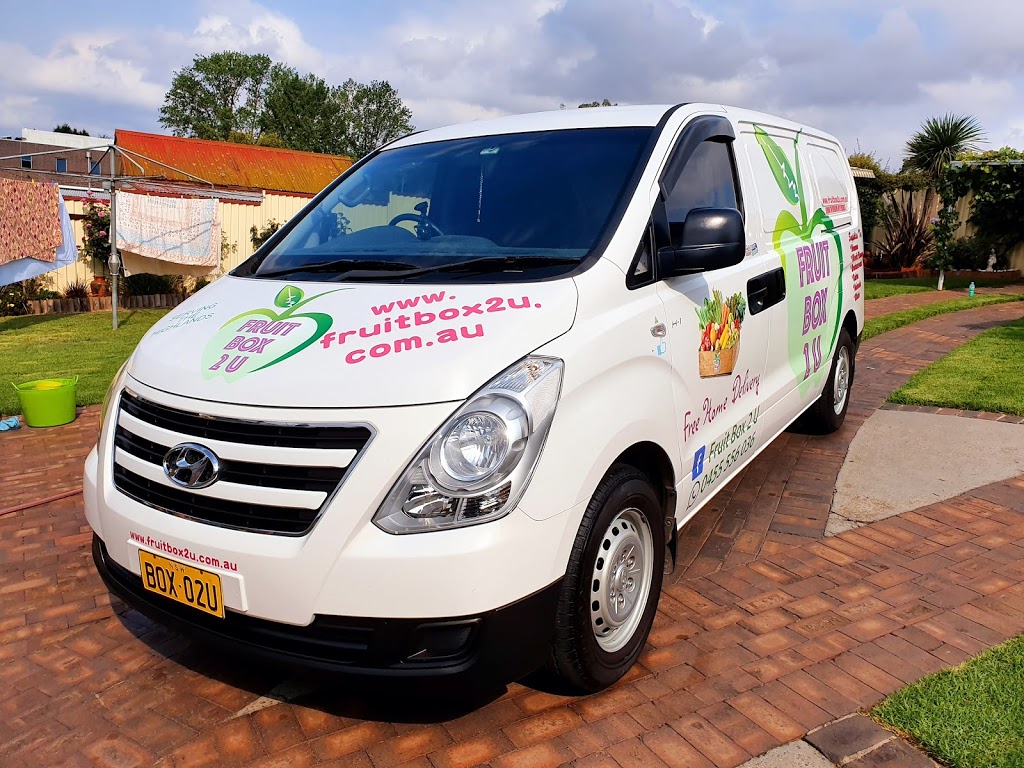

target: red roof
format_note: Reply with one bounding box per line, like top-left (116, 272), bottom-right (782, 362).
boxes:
top-left (114, 130), bottom-right (352, 195)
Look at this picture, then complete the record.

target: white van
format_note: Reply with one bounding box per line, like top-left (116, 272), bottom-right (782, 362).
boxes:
top-left (85, 104), bottom-right (863, 692)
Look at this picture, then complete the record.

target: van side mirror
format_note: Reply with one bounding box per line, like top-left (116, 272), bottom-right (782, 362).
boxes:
top-left (656, 208), bottom-right (745, 277)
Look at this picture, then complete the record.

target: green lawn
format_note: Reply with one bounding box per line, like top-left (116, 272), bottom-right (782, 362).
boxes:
top-left (0, 310), bottom-right (168, 416)
top-left (865, 277), bottom-right (1020, 300)
top-left (863, 294), bottom-right (1024, 340)
top-left (873, 636), bottom-right (1024, 768)
top-left (888, 316), bottom-right (1024, 415)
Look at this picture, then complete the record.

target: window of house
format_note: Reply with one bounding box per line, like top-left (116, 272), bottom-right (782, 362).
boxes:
top-left (21, 156), bottom-right (31, 169)
top-left (55, 158), bottom-right (67, 174)
top-left (90, 161), bottom-right (101, 175)
top-left (663, 139), bottom-right (739, 243)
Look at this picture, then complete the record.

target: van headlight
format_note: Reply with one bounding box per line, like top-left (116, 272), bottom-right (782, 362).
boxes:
top-left (374, 356), bottom-right (563, 534)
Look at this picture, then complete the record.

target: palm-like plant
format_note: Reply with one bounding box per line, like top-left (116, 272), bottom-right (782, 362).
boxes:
top-left (903, 114), bottom-right (985, 287)
top-left (904, 114), bottom-right (986, 178)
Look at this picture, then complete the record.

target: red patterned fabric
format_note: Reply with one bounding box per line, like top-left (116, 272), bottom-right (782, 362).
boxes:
top-left (0, 178), bottom-right (62, 264)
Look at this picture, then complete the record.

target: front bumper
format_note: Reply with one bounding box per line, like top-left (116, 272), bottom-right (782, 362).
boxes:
top-left (93, 534), bottom-right (561, 686)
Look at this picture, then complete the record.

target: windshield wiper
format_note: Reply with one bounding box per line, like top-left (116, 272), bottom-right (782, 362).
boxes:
top-left (350, 255), bottom-right (583, 280)
top-left (259, 259), bottom-right (418, 279)
top-left (260, 255), bottom-right (581, 281)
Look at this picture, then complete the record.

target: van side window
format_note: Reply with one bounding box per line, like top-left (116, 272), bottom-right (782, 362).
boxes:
top-left (664, 140), bottom-right (739, 243)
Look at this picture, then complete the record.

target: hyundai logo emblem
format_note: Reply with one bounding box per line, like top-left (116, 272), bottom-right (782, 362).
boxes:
top-left (163, 443), bottom-right (221, 489)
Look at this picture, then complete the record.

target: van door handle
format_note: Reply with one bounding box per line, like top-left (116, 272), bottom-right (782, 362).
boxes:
top-left (746, 268), bottom-right (786, 316)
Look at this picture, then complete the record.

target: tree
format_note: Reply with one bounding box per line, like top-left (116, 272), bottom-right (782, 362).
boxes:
top-left (159, 52), bottom-right (273, 142)
top-left (157, 52), bottom-right (414, 159)
top-left (903, 113), bottom-right (986, 288)
top-left (578, 99), bottom-right (617, 108)
top-left (338, 79), bottom-right (414, 159)
top-left (261, 66), bottom-right (348, 155)
top-left (53, 123), bottom-right (89, 136)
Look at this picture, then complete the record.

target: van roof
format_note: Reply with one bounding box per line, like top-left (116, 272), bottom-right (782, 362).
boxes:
top-left (387, 104), bottom-right (828, 149)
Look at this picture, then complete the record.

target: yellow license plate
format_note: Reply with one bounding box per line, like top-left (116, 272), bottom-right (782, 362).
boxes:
top-left (139, 550), bottom-right (225, 618)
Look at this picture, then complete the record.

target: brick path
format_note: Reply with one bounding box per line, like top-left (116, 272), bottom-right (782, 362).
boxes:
top-left (863, 282), bottom-right (1024, 319)
top-left (0, 407), bottom-right (96, 512)
top-left (2, 301), bottom-right (1024, 768)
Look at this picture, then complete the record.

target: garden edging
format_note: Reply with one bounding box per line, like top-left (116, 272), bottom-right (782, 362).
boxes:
top-left (26, 293), bottom-right (186, 315)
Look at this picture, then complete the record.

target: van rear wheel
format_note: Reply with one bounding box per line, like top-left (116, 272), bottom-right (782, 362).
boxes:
top-left (549, 465), bottom-right (664, 692)
top-left (805, 328), bottom-right (855, 433)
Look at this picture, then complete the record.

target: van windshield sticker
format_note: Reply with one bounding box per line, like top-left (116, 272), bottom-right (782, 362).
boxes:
top-left (201, 284), bottom-right (348, 382)
top-left (754, 126), bottom-right (845, 396)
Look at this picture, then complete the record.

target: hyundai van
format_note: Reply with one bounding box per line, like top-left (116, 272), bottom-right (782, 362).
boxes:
top-left (86, 104), bottom-right (864, 692)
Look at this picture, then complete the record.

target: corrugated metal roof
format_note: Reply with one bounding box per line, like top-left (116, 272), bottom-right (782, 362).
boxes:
top-left (114, 130), bottom-right (352, 195)
top-left (850, 167), bottom-right (876, 179)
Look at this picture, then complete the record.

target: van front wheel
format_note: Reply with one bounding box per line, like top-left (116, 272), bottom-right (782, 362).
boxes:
top-left (549, 465), bottom-right (664, 692)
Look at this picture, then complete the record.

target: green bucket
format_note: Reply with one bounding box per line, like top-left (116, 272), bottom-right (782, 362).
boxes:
top-left (12, 376), bottom-right (79, 428)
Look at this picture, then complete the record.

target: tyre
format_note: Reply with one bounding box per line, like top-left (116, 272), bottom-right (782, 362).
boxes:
top-left (805, 328), bottom-right (855, 433)
top-left (549, 465), bottom-right (665, 692)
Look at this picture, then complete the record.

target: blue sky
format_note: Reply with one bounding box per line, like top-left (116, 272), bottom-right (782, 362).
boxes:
top-left (2, 0), bottom-right (1022, 165)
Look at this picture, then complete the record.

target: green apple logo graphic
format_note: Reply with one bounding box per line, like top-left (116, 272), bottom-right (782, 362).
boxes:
top-left (202, 285), bottom-right (348, 382)
top-left (754, 126), bottom-right (844, 396)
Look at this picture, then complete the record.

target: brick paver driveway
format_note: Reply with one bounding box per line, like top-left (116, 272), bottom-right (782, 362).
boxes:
top-left (2, 300), bottom-right (1024, 768)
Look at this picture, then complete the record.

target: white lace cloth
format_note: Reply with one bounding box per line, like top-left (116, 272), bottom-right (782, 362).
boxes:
top-left (114, 191), bottom-right (221, 269)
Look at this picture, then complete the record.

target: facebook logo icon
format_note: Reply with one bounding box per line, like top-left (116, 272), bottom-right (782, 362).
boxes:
top-left (691, 446), bottom-right (706, 480)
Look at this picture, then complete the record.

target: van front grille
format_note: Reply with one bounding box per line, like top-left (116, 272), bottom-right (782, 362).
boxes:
top-left (117, 389), bottom-right (372, 449)
top-left (111, 390), bottom-right (372, 536)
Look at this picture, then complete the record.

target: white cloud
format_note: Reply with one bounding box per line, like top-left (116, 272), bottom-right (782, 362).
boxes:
top-left (0, 0), bottom-right (1022, 166)
top-left (0, 35), bottom-right (165, 110)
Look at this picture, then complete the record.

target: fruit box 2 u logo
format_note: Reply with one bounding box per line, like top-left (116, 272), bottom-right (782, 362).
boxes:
top-left (754, 125), bottom-right (844, 396)
top-left (202, 285), bottom-right (347, 382)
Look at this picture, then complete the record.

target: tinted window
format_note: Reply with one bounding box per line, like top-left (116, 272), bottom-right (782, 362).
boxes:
top-left (55, 158), bottom-right (67, 173)
top-left (664, 140), bottom-right (738, 239)
top-left (251, 127), bottom-right (653, 282)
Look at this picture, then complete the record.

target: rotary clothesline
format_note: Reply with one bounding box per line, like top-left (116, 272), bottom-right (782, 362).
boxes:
top-left (0, 144), bottom-right (221, 329)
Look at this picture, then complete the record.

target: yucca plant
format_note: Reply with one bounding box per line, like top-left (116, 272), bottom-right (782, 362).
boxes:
top-left (63, 280), bottom-right (90, 300)
top-left (872, 192), bottom-right (934, 269)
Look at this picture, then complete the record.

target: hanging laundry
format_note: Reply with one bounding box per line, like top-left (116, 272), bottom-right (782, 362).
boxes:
top-left (0, 178), bottom-right (63, 265)
top-left (0, 192), bottom-right (79, 287)
top-left (114, 191), bottom-right (221, 276)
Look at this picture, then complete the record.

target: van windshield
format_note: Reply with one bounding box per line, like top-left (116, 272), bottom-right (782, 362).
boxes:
top-left (244, 127), bottom-right (653, 282)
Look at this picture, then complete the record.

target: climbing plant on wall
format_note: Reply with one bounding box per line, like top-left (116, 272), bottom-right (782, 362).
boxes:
top-left (935, 148), bottom-right (1024, 270)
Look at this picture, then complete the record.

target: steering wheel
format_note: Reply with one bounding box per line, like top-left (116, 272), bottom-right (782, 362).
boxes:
top-left (388, 212), bottom-right (444, 239)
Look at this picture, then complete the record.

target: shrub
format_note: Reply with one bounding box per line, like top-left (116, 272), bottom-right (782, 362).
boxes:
top-left (63, 280), bottom-right (90, 300)
top-left (250, 220), bottom-right (281, 249)
top-left (0, 283), bottom-right (29, 316)
top-left (192, 277), bottom-right (210, 293)
top-left (872, 193), bottom-right (935, 269)
top-left (123, 273), bottom-right (176, 296)
top-left (30, 289), bottom-right (61, 300)
top-left (946, 235), bottom-right (1002, 271)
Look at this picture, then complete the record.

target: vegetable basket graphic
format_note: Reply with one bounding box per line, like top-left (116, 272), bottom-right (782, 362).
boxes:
top-left (697, 290), bottom-right (746, 378)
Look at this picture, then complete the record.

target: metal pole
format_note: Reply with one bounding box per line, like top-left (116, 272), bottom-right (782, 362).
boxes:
top-left (108, 151), bottom-right (120, 330)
